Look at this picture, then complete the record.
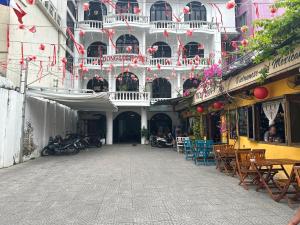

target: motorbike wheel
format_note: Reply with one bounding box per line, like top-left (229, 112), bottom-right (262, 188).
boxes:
top-left (41, 147), bottom-right (50, 156)
top-left (97, 141), bottom-right (102, 148)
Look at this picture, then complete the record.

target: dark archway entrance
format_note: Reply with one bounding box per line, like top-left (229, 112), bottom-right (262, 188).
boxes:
top-left (84, 1), bottom-right (107, 21)
top-left (150, 113), bottom-right (172, 137)
top-left (86, 114), bottom-right (106, 138)
top-left (87, 77), bottom-right (108, 92)
top-left (113, 111), bottom-right (141, 143)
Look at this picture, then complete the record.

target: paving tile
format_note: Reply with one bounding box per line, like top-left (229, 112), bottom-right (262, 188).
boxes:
top-left (0, 145), bottom-right (296, 225)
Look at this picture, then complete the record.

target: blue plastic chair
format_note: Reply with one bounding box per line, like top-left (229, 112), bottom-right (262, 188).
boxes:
top-left (204, 140), bottom-right (215, 165)
top-left (184, 140), bottom-right (193, 160)
top-left (194, 140), bottom-right (206, 165)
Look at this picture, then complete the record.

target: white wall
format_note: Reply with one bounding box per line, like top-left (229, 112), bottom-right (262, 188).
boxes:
top-left (25, 96), bottom-right (78, 159)
top-left (0, 88), bottom-right (23, 168)
top-left (0, 88), bottom-right (78, 168)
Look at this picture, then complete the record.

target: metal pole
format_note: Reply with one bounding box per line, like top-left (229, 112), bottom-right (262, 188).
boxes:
top-left (19, 59), bottom-right (29, 163)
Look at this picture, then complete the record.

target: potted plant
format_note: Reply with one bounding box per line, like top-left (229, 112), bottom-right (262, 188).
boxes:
top-left (141, 127), bottom-right (150, 144)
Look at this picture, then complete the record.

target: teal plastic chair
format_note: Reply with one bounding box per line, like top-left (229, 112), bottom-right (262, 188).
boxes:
top-left (204, 140), bottom-right (215, 165)
top-left (194, 140), bottom-right (206, 165)
top-left (184, 140), bottom-right (193, 160)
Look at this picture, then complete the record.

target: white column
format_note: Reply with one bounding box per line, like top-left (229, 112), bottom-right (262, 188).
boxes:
top-left (141, 107), bottom-right (148, 144)
top-left (108, 71), bottom-right (113, 92)
top-left (141, 70), bottom-right (146, 92)
top-left (177, 73), bottom-right (182, 96)
top-left (106, 111), bottom-right (113, 145)
top-left (214, 31), bottom-right (222, 64)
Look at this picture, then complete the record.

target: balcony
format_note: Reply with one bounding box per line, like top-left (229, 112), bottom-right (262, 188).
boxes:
top-left (103, 14), bottom-right (149, 28)
top-left (150, 20), bottom-right (217, 34)
top-left (82, 54), bottom-right (142, 68)
top-left (108, 91), bottom-right (151, 106)
top-left (81, 55), bottom-right (211, 70)
top-left (77, 20), bottom-right (103, 31)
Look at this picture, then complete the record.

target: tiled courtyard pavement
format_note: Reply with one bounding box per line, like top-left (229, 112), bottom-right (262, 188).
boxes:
top-left (0, 145), bottom-right (296, 225)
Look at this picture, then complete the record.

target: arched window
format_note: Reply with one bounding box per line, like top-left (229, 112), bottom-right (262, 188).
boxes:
top-left (183, 42), bottom-right (204, 58)
top-left (150, 1), bottom-right (172, 22)
top-left (87, 42), bottom-right (107, 57)
top-left (116, 0), bottom-right (139, 14)
top-left (152, 42), bottom-right (171, 58)
top-left (87, 77), bottom-right (109, 92)
top-left (84, 1), bottom-right (107, 21)
top-left (116, 72), bottom-right (139, 91)
top-left (183, 78), bottom-right (200, 92)
top-left (152, 78), bottom-right (171, 98)
top-left (184, 1), bottom-right (207, 21)
top-left (116, 34), bottom-right (139, 54)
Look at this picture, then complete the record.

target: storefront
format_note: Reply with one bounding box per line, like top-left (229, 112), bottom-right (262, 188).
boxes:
top-left (193, 46), bottom-right (300, 164)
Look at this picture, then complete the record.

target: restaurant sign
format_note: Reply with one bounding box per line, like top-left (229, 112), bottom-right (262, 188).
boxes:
top-left (269, 47), bottom-right (300, 74)
top-left (193, 47), bottom-right (300, 105)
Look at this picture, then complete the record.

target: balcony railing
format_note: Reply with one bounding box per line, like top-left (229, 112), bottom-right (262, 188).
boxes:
top-left (77, 20), bottom-right (103, 30)
top-left (81, 55), bottom-right (211, 69)
top-left (108, 91), bottom-right (151, 106)
top-left (104, 14), bottom-right (149, 26)
top-left (150, 20), bottom-right (217, 32)
top-left (82, 54), bottom-right (142, 67)
top-left (149, 58), bottom-right (173, 66)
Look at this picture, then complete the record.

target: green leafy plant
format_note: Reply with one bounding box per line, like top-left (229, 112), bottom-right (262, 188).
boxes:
top-left (247, 0), bottom-right (300, 62)
top-left (141, 127), bottom-right (150, 140)
top-left (257, 65), bottom-right (270, 84)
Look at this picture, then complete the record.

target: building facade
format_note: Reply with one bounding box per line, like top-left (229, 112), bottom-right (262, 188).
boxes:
top-left (75, 0), bottom-right (237, 144)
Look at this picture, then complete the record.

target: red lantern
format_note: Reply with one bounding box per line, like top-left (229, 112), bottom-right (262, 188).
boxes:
top-left (197, 106), bottom-right (204, 113)
top-left (226, 0), bottom-right (236, 9)
top-left (241, 39), bottom-right (248, 47)
top-left (26, 0), bottom-right (35, 5)
top-left (270, 5), bottom-right (277, 14)
top-left (213, 101), bottom-right (223, 110)
top-left (83, 3), bottom-right (89, 11)
top-left (254, 86), bottom-right (268, 99)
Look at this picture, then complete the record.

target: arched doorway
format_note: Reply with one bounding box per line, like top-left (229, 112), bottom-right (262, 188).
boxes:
top-left (116, 72), bottom-right (139, 91)
top-left (87, 77), bottom-right (109, 92)
top-left (151, 42), bottom-right (171, 58)
top-left (184, 1), bottom-right (207, 21)
top-left (183, 42), bottom-right (204, 58)
top-left (116, 0), bottom-right (139, 14)
top-left (150, 113), bottom-right (172, 136)
top-left (152, 78), bottom-right (171, 98)
top-left (150, 1), bottom-right (172, 21)
top-left (183, 78), bottom-right (200, 92)
top-left (113, 111), bottom-right (141, 143)
top-left (116, 34), bottom-right (139, 54)
top-left (87, 42), bottom-right (107, 57)
top-left (84, 1), bottom-right (107, 21)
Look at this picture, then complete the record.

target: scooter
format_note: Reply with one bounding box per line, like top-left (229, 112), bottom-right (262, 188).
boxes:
top-left (151, 134), bottom-right (174, 148)
top-left (41, 136), bottom-right (80, 156)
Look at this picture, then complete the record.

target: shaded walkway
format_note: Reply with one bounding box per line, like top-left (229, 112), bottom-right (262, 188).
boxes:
top-left (0, 145), bottom-right (296, 225)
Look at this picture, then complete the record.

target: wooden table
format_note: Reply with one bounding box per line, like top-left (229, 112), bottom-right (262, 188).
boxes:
top-left (252, 159), bottom-right (300, 201)
top-left (217, 150), bottom-right (236, 175)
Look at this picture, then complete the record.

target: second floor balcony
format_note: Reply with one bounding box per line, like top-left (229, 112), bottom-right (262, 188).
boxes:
top-left (103, 14), bottom-right (149, 28)
top-left (108, 91), bottom-right (151, 106)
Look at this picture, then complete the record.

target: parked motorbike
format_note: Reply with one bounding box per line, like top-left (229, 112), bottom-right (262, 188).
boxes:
top-left (151, 134), bottom-right (174, 148)
top-left (82, 135), bottom-right (103, 148)
top-left (41, 135), bottom-right (81, 156)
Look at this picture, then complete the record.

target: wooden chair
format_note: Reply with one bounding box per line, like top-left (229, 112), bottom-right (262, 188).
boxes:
top-left (235, 149), bottom-right (258, 190)
top-left (214, 145), bottom-right (235, 174)
top-left (176, 137), bottom-right (188, 153)
top-left (251, 149), bottom-right (266, 161)
top-left (273, 164), bottom-right (300, 206)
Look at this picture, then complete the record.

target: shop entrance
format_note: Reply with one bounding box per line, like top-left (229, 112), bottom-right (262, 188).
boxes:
top-left (208, 112), bottom-right (221, 143)
top-left (113, 111), bottom-right (141, 143)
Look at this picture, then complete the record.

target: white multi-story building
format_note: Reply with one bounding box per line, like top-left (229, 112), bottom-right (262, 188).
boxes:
top-left (74, 0), bottom-right (236, 145)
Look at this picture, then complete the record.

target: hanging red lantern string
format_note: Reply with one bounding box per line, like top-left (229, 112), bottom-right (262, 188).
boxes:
top-left (213, 101), bottom-right (223, 110)
top-left (61, 57), bottom-right (67, 84)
